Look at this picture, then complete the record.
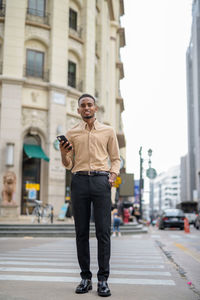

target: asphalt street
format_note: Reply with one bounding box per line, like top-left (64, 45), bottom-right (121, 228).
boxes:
top-left (0, 226), bottom-right (199, 300)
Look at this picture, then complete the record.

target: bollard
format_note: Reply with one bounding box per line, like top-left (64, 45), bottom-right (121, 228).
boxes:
top-left (184, 217), bottom-right (190, 233)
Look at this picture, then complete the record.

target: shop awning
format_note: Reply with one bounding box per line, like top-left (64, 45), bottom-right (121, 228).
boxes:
top-left (23, 144), bottom-right (50, 162)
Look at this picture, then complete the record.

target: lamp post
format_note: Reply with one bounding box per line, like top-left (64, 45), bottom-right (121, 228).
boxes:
top-left (146, 149), bottom-right (157, 222)
top-left (139, 147), bottom-right (143, 219)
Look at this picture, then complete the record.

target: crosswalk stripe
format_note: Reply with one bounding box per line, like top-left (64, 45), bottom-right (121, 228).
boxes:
top-left (0, 261), bottom-right (165, 269)
top-left (0, 256), bottom-right (164, 263)
top-left (0, 239), bottom-right (176, 287)
top-left (0, 267), bottom-right (171, 276)
top-left (0, 255), bottom-right (163, 261)
top-left (0, 274), bottom-right (175, 285)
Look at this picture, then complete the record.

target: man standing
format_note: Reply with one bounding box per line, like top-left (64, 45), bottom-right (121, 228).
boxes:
top-left (59, 94), bottom-right (120, 297)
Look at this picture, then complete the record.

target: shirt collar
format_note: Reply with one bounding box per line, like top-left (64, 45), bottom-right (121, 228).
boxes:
top-left (80, 119), bottom-right (101, 130)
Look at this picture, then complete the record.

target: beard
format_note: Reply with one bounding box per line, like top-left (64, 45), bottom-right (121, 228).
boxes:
top-left (83, 115), bottom-right (94, 119)
top-left (83, 114), bottom-right (94, 120)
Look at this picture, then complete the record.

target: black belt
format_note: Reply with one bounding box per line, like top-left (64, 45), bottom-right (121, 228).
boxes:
top-left (73, 171), bottom-right (109, 176)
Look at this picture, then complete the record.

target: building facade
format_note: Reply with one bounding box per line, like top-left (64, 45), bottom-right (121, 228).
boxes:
top-left (0, 0), bottom-right (126, 216)
top-left (186, 0), bottom-right (200, 205)
top-left (152, 165), bottom-right (181, 215)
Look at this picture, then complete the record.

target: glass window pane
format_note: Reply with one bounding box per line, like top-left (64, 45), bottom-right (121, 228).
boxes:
top-left (37, 0), bottom-right (45, 16)
top-left (28, 0), bottom-right (45, 16)
top-left (26, 50), bottom-right (44, 78)
top-left (68, 61), bottom-right (76, 88)
top-left (27, 50), bottom-right (35, 76)
top-left (35, 52), bottom-right (43, 77)
top-left (69, 8), bottom-right (77, 30)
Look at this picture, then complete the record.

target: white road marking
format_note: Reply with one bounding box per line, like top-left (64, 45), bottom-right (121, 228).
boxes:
top-left (0, 267), bottom-right (171, 276)
top-left (169, 235), bottom-right (182, 239)
top-left (185, 235), bottom-right (198, 239)
top-left (0, 261), bottom-right (165, 269)
top-left (0, 274), bottom-right (175, 285)
top-left (0, 255), bottom-right (164, 263)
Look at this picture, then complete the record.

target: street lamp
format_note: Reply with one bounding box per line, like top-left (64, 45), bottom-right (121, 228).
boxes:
top-left (146, 149), bottom-right (157, 222)
top-left (139, 147), bottom-right (143, 219)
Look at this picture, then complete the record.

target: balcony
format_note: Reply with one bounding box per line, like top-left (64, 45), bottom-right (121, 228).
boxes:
top-left (26, 8), bottom-right (50, 26)
top-left (0, 5), bottom-right (5, 18)
top-left (116, 61), bottom-right (124, 79)
top-left (69, 26), bottom-right (83, 41)
top-left (24, 66), bottom-right (49, 82)
top-left (0, 62), bottom-right (3, 74)
top-left (116, 96), bottom-right (124, 112)
top-left (117, 27), bottom-right (126, 48)
top-left (68, 77), bottom-right (83, 92)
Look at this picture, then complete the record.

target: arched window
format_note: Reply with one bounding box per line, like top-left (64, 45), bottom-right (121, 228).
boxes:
top-left (24, 39), bottom-right (49, 81)
top-left (68, 50), bottom-right (82, 91)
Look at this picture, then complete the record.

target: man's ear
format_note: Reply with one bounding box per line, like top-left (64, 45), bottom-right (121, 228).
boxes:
top-left (77, 107), bottom-right (80, 115)
top-left (95, 104), bottom-right (98, 113)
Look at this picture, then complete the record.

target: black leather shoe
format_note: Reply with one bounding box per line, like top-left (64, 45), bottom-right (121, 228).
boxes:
top-left (75, 279), bottom-right (92, 294)
top-left (97, 281), bottom-right (111, 297)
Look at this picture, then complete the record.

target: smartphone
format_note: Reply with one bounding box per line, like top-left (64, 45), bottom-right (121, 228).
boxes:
top-left (57, 135), bottom-right (72, 150)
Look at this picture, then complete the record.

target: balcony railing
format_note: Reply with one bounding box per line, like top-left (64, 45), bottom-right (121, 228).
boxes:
top-left (0, 5), bottom-right (5, 17)
top-left (26, 8), bottom-right (50, 26)
top-left (68, 78), bottom-right (83, 92)
top-left (0, 62), bottom-right (3, 74)
top-left (24, 66), bottom-right (49, 82)
top-left (69, 26), bottom-right (83, 40)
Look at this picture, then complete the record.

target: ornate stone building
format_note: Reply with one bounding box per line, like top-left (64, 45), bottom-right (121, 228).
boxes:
top-left (0, 0), bottom-right (126, 216)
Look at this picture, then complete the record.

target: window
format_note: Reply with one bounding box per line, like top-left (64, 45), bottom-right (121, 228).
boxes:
top-left (69, 8), bottom-right (77, 30)
top-left (68, 61), bottom-right (76, 88)
top-left (26, 50), bottom-right (44, 78)
top-left (28, 0), bottom-right (46, 17)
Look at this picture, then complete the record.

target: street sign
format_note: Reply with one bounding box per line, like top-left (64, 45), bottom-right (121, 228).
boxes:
top-left (58, 203), bottom-right (69, 220)
top-left (146, 168), bottom-right (157, 179)
top-left (28, 189), bottom-right (37, 200)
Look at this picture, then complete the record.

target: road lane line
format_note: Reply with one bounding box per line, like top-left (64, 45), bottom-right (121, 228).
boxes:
top-left (174, 243), bottom-right (200, 263)
top-left (0, 274), bottom-right (175, 285)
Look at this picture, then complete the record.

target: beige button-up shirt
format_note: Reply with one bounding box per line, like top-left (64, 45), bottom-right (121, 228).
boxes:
top-left (64, 120), bottom-right (120, 175)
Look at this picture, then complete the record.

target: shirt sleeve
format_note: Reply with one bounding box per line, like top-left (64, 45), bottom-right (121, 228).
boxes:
top-left (107, 128), bottom-right (121, 175)
top-left (62, 131), bottom-right (74, 170)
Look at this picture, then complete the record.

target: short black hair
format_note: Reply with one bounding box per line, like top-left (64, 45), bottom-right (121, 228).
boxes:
top-left (78, 93), bottom-right (96, 104)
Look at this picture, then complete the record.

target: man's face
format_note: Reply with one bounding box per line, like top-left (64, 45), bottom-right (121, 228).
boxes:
top-left (77, 97), bottom-right (97, 120)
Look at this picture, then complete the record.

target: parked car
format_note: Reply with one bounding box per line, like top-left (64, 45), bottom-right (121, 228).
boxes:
top-left (194, 214), bottom-right (200, 229)
top-left (184, 212), bottom-right (197, 225)
top-left (158, 209), bottom-right (185, 230)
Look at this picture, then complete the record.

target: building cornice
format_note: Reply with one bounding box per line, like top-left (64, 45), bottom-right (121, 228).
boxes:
top-left (0, 76), bottom-right (25, 86)
top-left (67, 112), bottom-right (81, 119)
top-left (69, 34), bottom-right (84, 44)
top-left (22, 105), bottom-right (48, 111)
top-left (0, 76), bottom-right (72, 95)
top-left (25, 21), bottom-right (50, 30)
top-left (67, 87), bottom-right (83, 99)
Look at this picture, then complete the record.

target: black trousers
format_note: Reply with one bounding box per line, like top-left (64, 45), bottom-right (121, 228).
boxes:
top-left (71, 174), bottom-right (111, 281)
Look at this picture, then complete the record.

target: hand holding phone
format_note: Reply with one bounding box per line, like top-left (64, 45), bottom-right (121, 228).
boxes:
top-left (57, 135), bottom-right (72, 151)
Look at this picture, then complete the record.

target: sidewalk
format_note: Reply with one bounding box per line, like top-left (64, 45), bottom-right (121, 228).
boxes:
top-left (0, 215), bottom-right (74, 224)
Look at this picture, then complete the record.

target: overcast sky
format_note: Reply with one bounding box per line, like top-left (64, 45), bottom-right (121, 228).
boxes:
top-left (120, 0), bottom-right (193, 179)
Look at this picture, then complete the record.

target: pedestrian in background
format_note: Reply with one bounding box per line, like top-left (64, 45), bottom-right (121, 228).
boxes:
top-left (112, 208), bottom-right (122, 237)
top-left (59, 94), bottom-right (120, 297)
